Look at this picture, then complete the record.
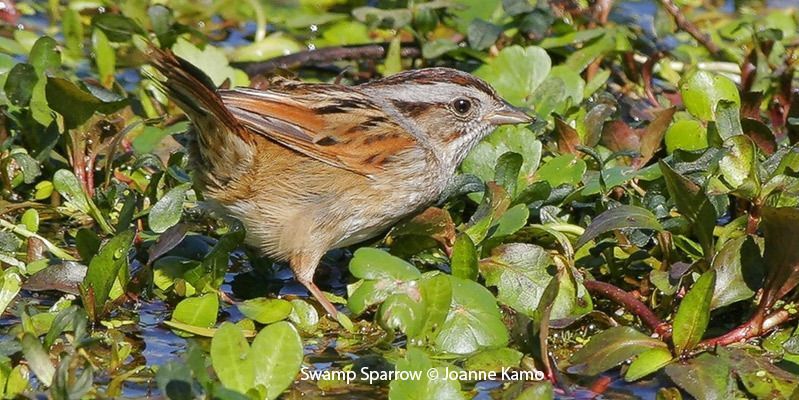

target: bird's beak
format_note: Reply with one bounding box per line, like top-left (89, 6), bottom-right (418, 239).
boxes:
top-left (484, 101), bottom-right (534, 125)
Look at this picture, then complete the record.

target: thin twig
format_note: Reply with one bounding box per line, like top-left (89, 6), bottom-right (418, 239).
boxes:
top-left (659, 0), bottom-right (721, 58)
top-left (584, 279), bottom-right (666, 334)
top-left (241, 43), bottom-right (422, 76)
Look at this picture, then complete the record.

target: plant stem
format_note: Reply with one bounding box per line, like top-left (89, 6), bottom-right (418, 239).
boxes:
top-left (659, 0), bottom-right (722, 58)
top-left (0, 218), bottom-right (77, 261)
top-left (584, 279), bottom-right (667, 334)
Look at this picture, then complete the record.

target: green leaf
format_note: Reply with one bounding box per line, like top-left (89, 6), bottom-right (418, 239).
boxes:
top-left (148, 182), bottom-right (191, 233)
top-left (45, 77), bottom-right (126, 129)
top-left (710, 236), bottom-right (762, 310)
top-left (250, 321), bottom-right (303, 400)
top-left (349, 247), bottom-right (422, 281)
top-left (659, 161), bottom-right (717, 257)
top-left (378, 293), bottom-right (425, 338)
top-left (468, 19), bottom-right (502, 50)
top-left (91, 13), bottom-right (145, 42)
top-left (434, 276), bottom-right (509, 354)
top-left (625, 347), bottom-right (673, 381)
top-left (535, 154), bottom-right (586, 187)
top-left (53, 169), bottom-right (91, 214)
top-left (389, 348), bottom-right (466, 400)
top-left (760, 207), bottom-right (799, 310)
top-left (476, 45), bottom-right (551, 107)
top-left (238, 298), bottom-right (293, 325)
top-left (79, 230), bottom-right (134, 319)
top-left (576, 204), bottom-right (663, 249)
top-left (21, 333), bottom-right (54, 387)
top-left (714, 100), bottom-right (743, 140)
top-left (4, 63), bottom-right (37, 106)
top-left (464, 347), bottom-right (523, 372)
top-left (665, 353), bottom-right (735, 400)
top-left (679, 69), bottom-right (740, 121)
top-left (568, 326), bottom-right (667, 375)
top-left (288, 299), bottom-right (319, 333)
top-left (0, 269), bottom-right (21, 316)
top-left (481, 243), bottom-right (553, 319)
top-left (211, 322), bottom-right (255, 394)
top-left (28, 36), bottom-right (60, 75)
top-left (419, 274), bottom-right (452, 341)
top-left (171, 293), bottom-right (219, 332)
top-left (720, 347), bottom-right (799, 399)
top-left (91, 28), bottom-right (115, 87)
top-left (450, 234), bottom-right (478, 280)
top-left (719, 135), bottom-right (760, 199)
top-left (494, 152), bottom-right (523, 197)
top-left (462, 125), bottom-right (542, 197)
top-left (172, 38), bottom-right (249, 87)
top-left (665, 118), bottom-right (708, 153)
top-left (672, 270), bottom-right (716, 354)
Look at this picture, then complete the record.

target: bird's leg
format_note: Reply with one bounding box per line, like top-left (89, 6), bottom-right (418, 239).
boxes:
top-left (291, 254), bottom-right (339, 318)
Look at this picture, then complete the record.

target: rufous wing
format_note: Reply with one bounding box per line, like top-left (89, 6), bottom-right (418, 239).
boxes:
top-left (219, 88), bottom-right (417, 176)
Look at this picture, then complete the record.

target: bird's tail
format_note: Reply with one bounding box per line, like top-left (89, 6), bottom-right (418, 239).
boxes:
top-left (145, 46), bottom-right (254, 190)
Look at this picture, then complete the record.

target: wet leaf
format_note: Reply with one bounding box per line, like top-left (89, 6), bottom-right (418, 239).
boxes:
top-left (0, 269), bottom-right (21, 315)
top-left (79, 230), bottom-right (134, 319)
top-left (349, 247), bottom-right (421, 281)
top-left (665, 119), bottom-right (708, 153)
top-left (665, 353), bottom-right (736, 400)
top-left (250, 321), bottom-right (303, 400)
top-left (379, 293), bottom-right (425, 338)
top-left (476, 45), bottom-right (551, 107)
top-left (389, 347), bottom-right (465, 400)
top-left (148, 182), bottom-right (191, 233)
top-left (719, 135), bottom-right (760, 199)
top-left (710, 236), bottom-right (762, 310)
top-left (568, 326), bottom-right (667, 375)
top-left (468, 19), bottom-right (502, 50)
top-left (434, 276), bottom-right (509, 354)
top-left (171, 293), bottom-right (219, 333)
top-left (720, 347), bottom-right (799, 398)
top-left (20, 333), bottom-right (53, 387)
top-left (419, 274), bottom-right (452, 341)
top-left (680, 70), bottom-right (741, 121)
top-left (760, 207), bottom-right (799, 310)
top-left (238, 298), bottom-right (292, 325)
top-left (495, 151), bottom-right (523, 197)
top-left (464, 347), bottom-right (523, 372)
top-left (625, 347), bottom-right (673, 381)
top-left (4, 63), bottom-right (37, 106)
top-left (481, 243), bottom-right (553, 319)
top-left (211, 323), bottom-right (254, 394)
top-left (148, 223), bottom-right (189, 264)
top-left (451, 234), bottom-right (478, 280)
top-left (576, 204), bottom-right (663, 249)
top-left (535, 154), bottom-right (586, 187)
top-left (673, 270), bottom-right (716, 354)
top-left (659, 161), bottom-right (717, 257)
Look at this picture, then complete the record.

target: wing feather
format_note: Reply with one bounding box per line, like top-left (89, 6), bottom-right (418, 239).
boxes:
top-left (219, 88), bottom-right (417, 176)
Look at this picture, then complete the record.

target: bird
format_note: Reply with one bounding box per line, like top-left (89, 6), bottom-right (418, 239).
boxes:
top-left (147, 47), bottom-right (532, 318)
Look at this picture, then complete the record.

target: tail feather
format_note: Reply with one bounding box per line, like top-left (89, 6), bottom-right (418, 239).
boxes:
top-left (146, 46), bottom-right (254, 189)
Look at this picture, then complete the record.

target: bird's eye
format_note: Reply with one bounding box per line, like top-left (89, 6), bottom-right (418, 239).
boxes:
top-left (451, 98), bottom-right (473, 116)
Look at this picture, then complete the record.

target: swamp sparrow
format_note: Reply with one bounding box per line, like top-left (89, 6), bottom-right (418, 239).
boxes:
top-left (148, 48), bottom-right (532, 317)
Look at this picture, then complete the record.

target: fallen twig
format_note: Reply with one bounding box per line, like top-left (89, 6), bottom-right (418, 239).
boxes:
top-left (242, 43), bottom-right (422, 77)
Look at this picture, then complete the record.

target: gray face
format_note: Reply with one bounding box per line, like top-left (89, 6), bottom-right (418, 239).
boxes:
top-left (360, 67), bottom-right (532, 170)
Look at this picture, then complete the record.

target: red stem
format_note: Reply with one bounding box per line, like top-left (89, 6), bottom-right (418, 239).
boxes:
top-left (584, 280), bottom-right (666, 334)
top-left (700, 308), bottom-right (794, 348)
